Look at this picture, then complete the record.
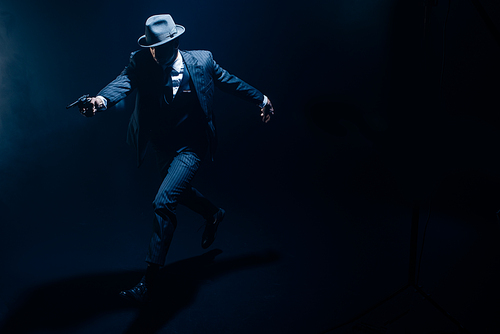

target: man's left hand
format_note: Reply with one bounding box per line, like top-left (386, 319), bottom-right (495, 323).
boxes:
top-left (260, 98), bottom-right (275, 123)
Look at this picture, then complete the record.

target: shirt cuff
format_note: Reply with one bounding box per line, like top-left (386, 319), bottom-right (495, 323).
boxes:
top-left (259, 95), bottom-right (268, 109)
top-left (96, 96), bottom-right (108, 110)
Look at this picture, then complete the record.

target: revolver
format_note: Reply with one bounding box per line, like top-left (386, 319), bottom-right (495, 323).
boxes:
top-left (66, 94), bottom-right (94, 117)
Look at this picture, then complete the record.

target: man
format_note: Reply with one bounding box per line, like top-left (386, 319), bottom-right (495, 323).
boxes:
top-left (79, 14), bottom-right (274, 302)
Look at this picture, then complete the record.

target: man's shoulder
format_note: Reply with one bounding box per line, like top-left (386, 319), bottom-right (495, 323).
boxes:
top-left (181, 50), bottom-right (212, 56)
top-left (123, 49), bottom-right (158, 71)
top-left (181, 50), bottom-right (213, 62)
top-left (130, 49), bottom-right (152, 61)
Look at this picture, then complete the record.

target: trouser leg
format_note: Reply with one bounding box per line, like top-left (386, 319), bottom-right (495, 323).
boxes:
top-left (178, 186), bottom-right (219, 221)
top-left (145, 151), bottom-right (201, 266)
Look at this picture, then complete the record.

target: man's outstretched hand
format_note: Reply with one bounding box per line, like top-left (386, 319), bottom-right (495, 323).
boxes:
top-left (80, 97), bottom-right (105, 117)
top-left (260, 98), bottom-right (275, 123)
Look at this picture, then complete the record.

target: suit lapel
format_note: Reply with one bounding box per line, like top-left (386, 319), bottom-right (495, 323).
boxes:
top-left (181, 51), bottom-right (208, 104)
top-left (181, 51), bottom-right (202, 88)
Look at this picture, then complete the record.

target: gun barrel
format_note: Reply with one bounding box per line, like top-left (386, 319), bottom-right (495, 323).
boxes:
top-left (66, 94), bottom-right (90, 109)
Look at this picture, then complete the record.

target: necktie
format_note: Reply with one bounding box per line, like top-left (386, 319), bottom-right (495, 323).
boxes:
top-left (164, 66), bottom-right (173, 104)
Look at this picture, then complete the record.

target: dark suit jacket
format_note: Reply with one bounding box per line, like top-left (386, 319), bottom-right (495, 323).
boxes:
top-left (98, 49), bottom-right (265, 166)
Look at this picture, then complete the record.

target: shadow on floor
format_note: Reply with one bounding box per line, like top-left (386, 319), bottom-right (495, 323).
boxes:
top-left (0, 249), bottom-right (280, 334)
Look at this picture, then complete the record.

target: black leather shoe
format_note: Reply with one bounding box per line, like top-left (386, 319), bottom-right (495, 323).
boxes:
top-left (119, 276), bottom-right (149, 303)
top-left (202, 208), bottom-right (225, 249)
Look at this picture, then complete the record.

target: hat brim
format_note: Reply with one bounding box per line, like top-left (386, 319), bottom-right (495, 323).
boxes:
top-left (137, 25), bottom-right (185, 48)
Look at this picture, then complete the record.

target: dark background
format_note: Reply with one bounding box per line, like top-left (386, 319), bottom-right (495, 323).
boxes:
top-left (1, 0), bottom-right (499, 333)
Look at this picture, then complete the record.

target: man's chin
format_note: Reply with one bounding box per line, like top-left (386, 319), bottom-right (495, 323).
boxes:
top-left (156, 58), bottom-right (174, 66)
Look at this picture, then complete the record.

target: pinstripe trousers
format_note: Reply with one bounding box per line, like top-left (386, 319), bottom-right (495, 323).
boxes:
top-left (145, 147), bottom-right (219, 265)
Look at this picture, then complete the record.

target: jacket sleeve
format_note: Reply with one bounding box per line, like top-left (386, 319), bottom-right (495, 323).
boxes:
top-left (97, 51), bottom-right (140, 108)
top-left (209, 52), bottom-right (265, 106)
